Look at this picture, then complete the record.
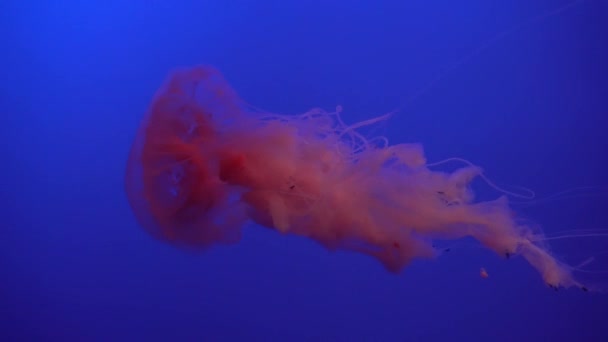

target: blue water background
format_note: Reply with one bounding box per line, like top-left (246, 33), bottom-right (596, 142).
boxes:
top-left (2, 1), bottom-right (608, 340)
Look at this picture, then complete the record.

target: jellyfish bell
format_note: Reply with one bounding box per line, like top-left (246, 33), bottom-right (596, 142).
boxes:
top-left (125, 66), bottom-right (249, 249)
top-left (125, 64), bottom-right (607, 292)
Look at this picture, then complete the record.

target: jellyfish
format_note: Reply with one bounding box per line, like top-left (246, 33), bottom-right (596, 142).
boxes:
top-left (125, 64), bottom-right (596, 291)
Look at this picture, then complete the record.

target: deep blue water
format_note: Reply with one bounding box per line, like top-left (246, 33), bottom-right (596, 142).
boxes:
top-left (2, 0), bottom-right (608, 341)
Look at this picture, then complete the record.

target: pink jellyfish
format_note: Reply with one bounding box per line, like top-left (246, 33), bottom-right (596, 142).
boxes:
top-left (124, 65), bottom-right (589, 291)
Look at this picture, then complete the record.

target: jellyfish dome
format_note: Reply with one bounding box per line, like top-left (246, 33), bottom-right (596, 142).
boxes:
top-left (125, 64), bottom-right (589, 291)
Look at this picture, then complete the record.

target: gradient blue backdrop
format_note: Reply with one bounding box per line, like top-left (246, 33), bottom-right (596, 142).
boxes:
top-left (2, 0), bottom-right (608, 341)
